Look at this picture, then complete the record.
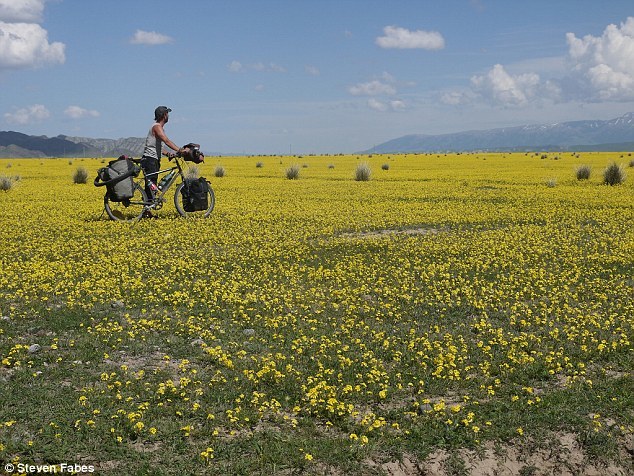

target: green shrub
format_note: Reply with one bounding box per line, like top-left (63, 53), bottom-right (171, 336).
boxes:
top-left (575, 165), bottom-right (591, 180)
top-left (256, 162), bottom-right (264, 168)
top-left (285, 164), bottom-right (300, 180)
top-left (355, 163), bottom-right (371, 181)
top-left (73, 167), bottom-right (89, 184)
top-left (603, 163), bottom-right (626, 186)
top-left (381, 163), bottom-right (390, 171)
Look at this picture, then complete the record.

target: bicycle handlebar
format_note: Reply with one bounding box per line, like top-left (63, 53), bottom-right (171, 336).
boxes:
top-left (163, 150), bottom-right (183, 161)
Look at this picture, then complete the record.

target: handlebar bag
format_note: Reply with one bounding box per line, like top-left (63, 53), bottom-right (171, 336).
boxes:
top-left (181, 143), bottom-right (204, 164)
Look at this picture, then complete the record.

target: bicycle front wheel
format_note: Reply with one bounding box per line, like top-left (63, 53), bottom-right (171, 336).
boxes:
top-left (174, 181), bottom-right (215, 218)
top-left (104, 182), bottom-right (148, 222)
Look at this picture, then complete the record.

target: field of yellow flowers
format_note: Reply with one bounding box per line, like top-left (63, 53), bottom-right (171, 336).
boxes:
top-left (0, 152), bottom-right (632, 475)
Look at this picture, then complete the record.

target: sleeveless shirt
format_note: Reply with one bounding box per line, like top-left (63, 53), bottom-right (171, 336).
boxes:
top-left (142, 124), bottom-right (161, 160)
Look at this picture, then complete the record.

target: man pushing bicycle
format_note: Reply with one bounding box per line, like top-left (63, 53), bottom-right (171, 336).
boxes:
top-left (140, 106), bottom-right (187, 217)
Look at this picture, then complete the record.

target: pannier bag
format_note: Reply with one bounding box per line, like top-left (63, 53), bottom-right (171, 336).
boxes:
top-left (94, 155), bottom-right (141, 202)
top-left (180, 143), bottom-right (204, 164)
top-left (181, 177), bottom-right (209, 212)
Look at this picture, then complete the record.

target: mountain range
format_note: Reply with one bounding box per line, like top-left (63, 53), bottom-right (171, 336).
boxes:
top-left (364, 112), bottom-right (634, 153)
top-left (0, 131), bottom-right (145, 158)
top-left (2, 112), bottom-right (634, 157)
top-left (0, 132), bottom-right (237, 158)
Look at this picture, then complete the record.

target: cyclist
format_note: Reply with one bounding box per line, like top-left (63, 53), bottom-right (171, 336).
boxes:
top-left (140, 106), bottom-right (184, 217)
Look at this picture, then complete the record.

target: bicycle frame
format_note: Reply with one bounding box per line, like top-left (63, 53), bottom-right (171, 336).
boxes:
top-left (140, 156), bottom-right (186, 207)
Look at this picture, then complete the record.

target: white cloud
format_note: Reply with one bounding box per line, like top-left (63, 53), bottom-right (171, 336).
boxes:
top-left (349, 73), bottom-right (409, 111)
top-left (267, 62), bottom-right (286, 73)
top-left (440, 90), bottom-right (470, 106)
top-left (367, 98), bottom-right (407, 112)
top-left (444, 61), bottom-right (560, 108)
top-left (0, 21), bottom-right (65, 70)
top-left (228, 60), bottom-right (286, 73)
top-left (0, 1), bottom-right (64, 71)
top-left (380, 71), bottom-right (396, 83)
top-left (130, 29), bottom-right (173, 45)
top-left (4, 104), bottom-right (50, 124)
top-left (367, 98), bottom-right (388, 111)
top-left (305, 65), bottom-right (320, 76)
top-left (228, 60), bottom-right (243, 72)
top-left (566, 17), bottom-right (634, 100)
top-left (64, 106), bottom-right (100, 119)
top-left (390, 99), bottom-right (406, 111)
top-left (0, 0), bottom-right (44, 23)
top-left (471, 64), bottom-right (541, 106)
top-left (349, 80), bottom-right (396, 96)
top-left (438, 17), bottom-right (634, 108)
top-left (376, 25), bottom-right (445, 50)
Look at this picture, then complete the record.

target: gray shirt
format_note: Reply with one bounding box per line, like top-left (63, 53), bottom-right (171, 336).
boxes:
top-left (142, 124), bottom-right (161, 160)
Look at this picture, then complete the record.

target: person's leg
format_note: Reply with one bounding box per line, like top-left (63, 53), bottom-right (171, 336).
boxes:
top-left (142, 158), bottom-right (160, 198)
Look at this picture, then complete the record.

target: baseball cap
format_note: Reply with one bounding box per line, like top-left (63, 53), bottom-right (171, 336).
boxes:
top-left (154, 106), bottom-right (172, 120)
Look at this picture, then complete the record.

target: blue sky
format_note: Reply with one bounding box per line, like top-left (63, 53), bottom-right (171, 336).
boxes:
top-left (1, 0), bottom-right (634, 154)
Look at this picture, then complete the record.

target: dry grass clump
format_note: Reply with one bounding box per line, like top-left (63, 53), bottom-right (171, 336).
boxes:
top-left (285, 164), bottom-right (300, 180)
top-left (73, 167), bottom-right (89, 184)
top-left (185, 165), bottom-right (199, 179)
top-left (214, 166), bottom-right (226, 178)
top-left (575, 165), bottom-right (591, 180)
top-left (355, 162), bottom-right (371, 181)
top-left (603, 163), bottom-right (626, 186)
top-left (0, 175), bottom-right (15, 191)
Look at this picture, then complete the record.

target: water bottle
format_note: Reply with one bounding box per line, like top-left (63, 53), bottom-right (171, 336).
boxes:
top-left (158, 170), bottom-right (176, 191)
top-left (147, 180), bottom-right (158, 193)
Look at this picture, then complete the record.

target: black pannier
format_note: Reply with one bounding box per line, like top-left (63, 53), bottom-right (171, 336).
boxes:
top-left (94, 156), bottom-right (140, 202)
top-left (181, 177), bottom-right (209, 212)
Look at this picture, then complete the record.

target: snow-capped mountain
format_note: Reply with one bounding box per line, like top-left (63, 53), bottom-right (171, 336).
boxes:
top-left (365, 113), bottom-right (634, 153)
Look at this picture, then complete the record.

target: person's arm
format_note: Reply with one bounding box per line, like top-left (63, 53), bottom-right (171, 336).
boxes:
top-left (152, 123), bottom-right (182, 154)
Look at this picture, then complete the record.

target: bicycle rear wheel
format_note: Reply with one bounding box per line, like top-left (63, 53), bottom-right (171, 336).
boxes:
top-left (174, 181), bottom-right (215, 218)
top-left (104, 182), bottom-right (148, 222)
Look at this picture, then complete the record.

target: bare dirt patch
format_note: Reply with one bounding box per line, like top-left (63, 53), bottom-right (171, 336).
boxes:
top-left (365, 454), bottom-right (422, 476)
top-left (361, 432), bottom-right (632, 475)
top-left (107, 350), bottom-right (179, 373)
top-left (130, 440), bottom-right (162, 453)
